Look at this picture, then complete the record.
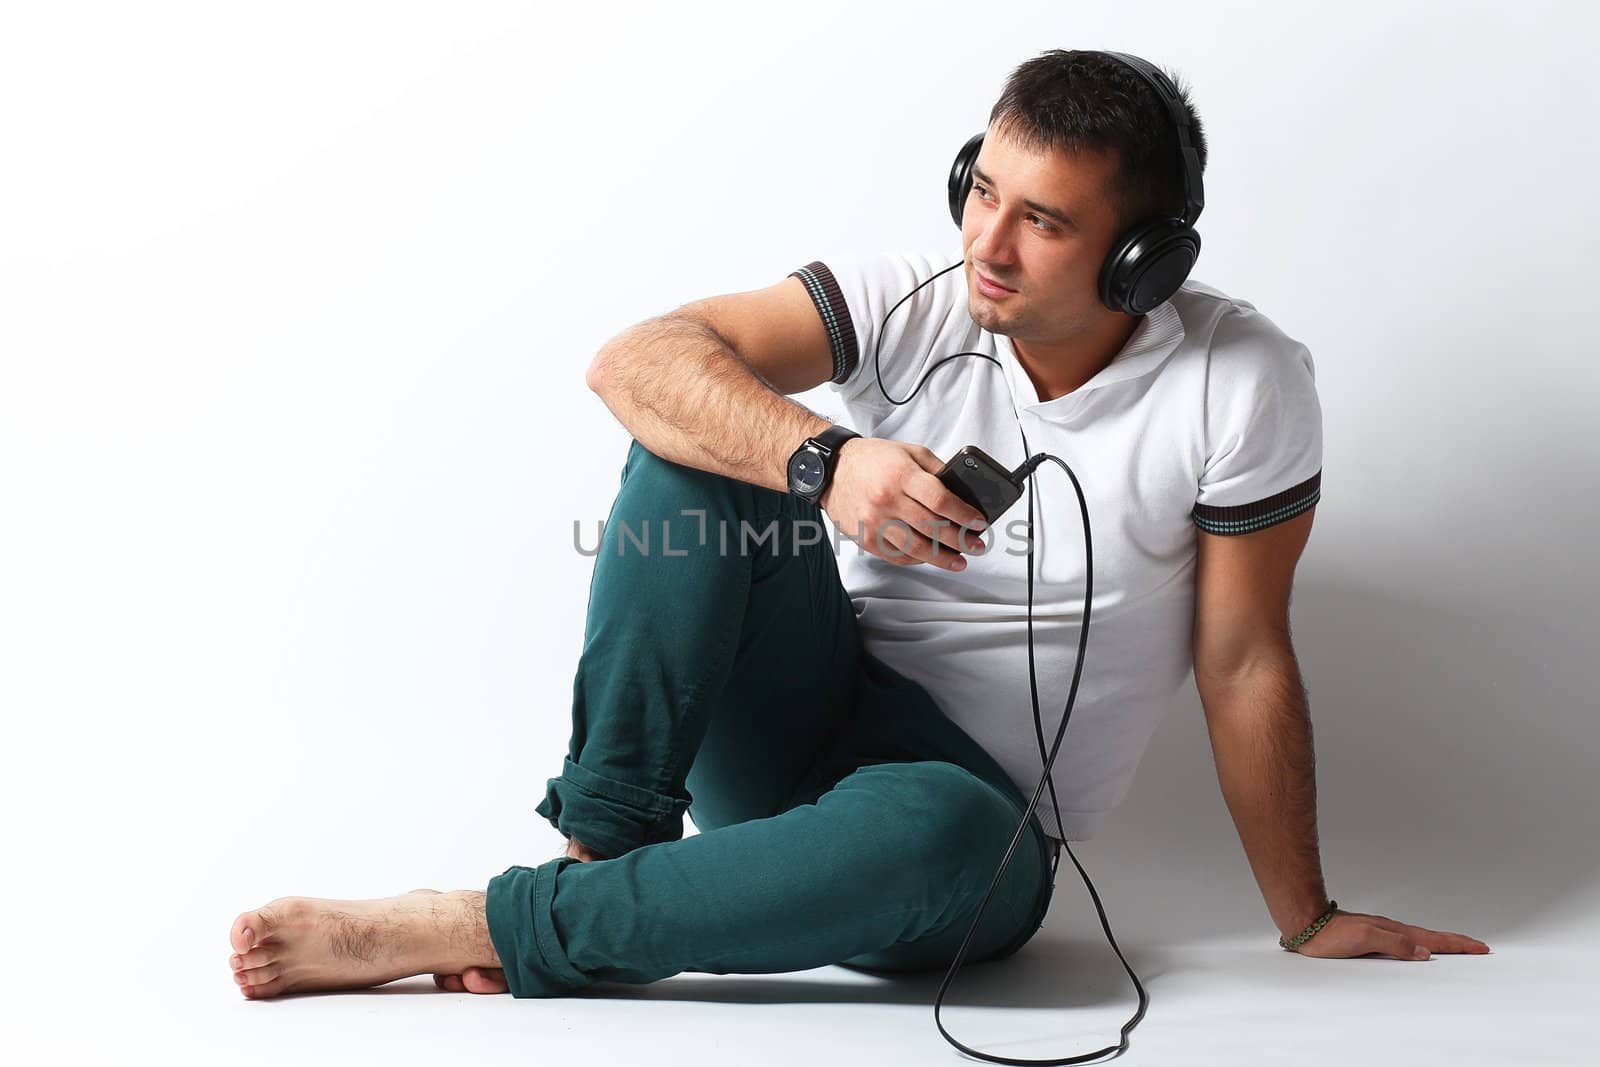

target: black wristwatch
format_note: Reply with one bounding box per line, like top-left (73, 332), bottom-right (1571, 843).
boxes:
top-left (786, 425), bottom-right (861, 504)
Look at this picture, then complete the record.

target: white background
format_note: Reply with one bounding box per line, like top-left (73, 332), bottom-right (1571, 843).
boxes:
top-left (3, 1), bottom-right (1596, 1064)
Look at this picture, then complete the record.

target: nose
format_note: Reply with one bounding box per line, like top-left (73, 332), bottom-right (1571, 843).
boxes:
top-left (967, 215), bottom-right (1015, 272)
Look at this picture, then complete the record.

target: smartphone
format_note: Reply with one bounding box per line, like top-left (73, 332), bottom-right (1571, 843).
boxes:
top-left (935, 445), bottom-right (1024, 526)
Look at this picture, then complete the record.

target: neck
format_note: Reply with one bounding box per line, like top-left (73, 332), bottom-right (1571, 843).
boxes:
top-left (1010, 313), bottom-right (1143, 402)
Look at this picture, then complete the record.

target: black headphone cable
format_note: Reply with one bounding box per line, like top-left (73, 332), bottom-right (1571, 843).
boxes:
top-left (866, 259), bottom-right (1149, 1064)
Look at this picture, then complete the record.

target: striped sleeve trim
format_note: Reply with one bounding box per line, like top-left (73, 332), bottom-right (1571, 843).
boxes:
top-left (788, 261), bottom-right (858, 385)
top-left (1192, 470), bottom-right (1321, 536)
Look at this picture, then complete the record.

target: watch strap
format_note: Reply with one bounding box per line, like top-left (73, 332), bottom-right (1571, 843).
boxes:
top-left (811, 424), bottom-right (860, 455)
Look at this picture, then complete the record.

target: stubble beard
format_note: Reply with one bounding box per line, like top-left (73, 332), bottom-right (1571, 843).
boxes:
top-left (968, 294), bottom-right (1022, 338)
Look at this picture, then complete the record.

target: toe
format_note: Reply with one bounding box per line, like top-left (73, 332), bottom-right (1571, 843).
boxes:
top-left (462, 967), bottom-right (509, 994)
top-left (434, 973), bottom-right (467, 993)
top-left (234, 945), bottom-right (276, 971)
top-left (230, 905), bottom-right (280, 953)
top-left (242, 975), bottom-right (285, 999)
top-left (240, 961), bottom-right (281, 987)
top-left (229, 913), bottom-right (256, 954)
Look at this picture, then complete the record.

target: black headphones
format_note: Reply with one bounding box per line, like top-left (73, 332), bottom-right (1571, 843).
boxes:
top-left (946, 50), bottom-right (1206, 316)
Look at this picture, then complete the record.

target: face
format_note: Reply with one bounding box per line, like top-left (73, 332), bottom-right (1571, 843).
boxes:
top-left (961, 122), bottom-right (1127, 341)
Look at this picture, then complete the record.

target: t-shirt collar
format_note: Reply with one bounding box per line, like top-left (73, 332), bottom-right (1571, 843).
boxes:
top-left (995, 298), bottom-right (1187, 414)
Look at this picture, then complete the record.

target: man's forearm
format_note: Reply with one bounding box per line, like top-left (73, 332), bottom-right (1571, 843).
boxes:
top-left (587, 314), bottom-right (832, 492)
top-left (1198, 645), bottom-right (1331, 938)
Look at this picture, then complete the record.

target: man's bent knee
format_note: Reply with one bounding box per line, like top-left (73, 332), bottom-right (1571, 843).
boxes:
top-left (615, 439), bottom-right (793, 554)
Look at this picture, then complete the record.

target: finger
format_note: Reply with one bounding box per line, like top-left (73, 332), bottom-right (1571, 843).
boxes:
top-left (905, 469), bottom-right (991, 541)
top-left (907, 444), bottom-right (949, 476)
top-left (894, 497), bottom-right (984, 562)
top-left (866, 515), bottom-right (945, 568)
top-left (1378, 930), bottom-right (1430, 960)
top-left (905, 494), bottom-right (988, 555)
top-left (1403, 925), bottom-right (1491, 954)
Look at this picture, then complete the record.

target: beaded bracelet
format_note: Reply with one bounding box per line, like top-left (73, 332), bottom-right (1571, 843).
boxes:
top-left (1279, 900), bottom-right (1339, 950)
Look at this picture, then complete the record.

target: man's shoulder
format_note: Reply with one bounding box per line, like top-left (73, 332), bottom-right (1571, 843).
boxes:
top-left (1170, 279), bottom-right (1307, 367)
top-left (799, 248), bottom-right (966, 337)
top-left (1171, 278), bottom-right (1262, 333)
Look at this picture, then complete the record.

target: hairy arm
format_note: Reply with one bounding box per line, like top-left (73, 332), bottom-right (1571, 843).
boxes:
top-left (1200, 645), bottom-right (1331, 937)
top-left (586, 314), bottom-right (832, 493)
top-left (1194, 511), bottom-right (1327, 936)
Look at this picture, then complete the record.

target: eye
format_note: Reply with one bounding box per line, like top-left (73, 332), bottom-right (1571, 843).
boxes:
top-left (972, 184), bottom-right (1055, 233)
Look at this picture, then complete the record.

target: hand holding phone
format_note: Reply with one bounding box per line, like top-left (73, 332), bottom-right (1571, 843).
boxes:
top-left (818, 437), bottom-right (990, 571)
top-left (935, 445), bottom-right (1024, 526)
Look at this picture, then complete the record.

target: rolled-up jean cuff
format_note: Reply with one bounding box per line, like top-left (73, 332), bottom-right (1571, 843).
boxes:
top-left (486, 858), bottom-right (590, 998)
top-left (533, 756), bottom-right (692, 860)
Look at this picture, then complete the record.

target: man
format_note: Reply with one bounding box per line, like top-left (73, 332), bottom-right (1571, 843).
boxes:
top-left (226, 49), bottom-right (1487, 1001)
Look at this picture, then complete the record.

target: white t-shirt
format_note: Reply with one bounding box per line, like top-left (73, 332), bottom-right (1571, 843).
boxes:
top-left (789, 249), bottom-right (1323, 842)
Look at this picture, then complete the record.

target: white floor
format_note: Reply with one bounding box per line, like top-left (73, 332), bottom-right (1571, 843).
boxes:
top-left (14, 599), bottom-right (1593, 1067)
top-left (29, 925), bottom-right (1587, 1067)
top-left (16, 631), bottom-right (1595, 1067)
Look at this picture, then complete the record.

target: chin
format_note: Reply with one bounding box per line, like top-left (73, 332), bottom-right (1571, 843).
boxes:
top-left (967, 297), bottom-right (1010, 335)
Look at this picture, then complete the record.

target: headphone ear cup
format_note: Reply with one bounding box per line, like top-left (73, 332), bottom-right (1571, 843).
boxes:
top-left (1098, 218), bottom-right (1201, 314)
top-left (948, 132), bottom-right (985, 229)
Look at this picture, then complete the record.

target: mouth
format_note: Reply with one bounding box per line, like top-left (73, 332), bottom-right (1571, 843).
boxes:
top-left (973, 269), bottom-right (1017, 297)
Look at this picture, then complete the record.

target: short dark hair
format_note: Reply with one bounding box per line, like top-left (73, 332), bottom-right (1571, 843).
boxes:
top-left (987, 49), bottom-right (1206, 234)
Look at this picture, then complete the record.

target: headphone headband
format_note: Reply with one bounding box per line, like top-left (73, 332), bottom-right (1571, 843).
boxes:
top-left (1095, 50), bottom-right (1204, 226)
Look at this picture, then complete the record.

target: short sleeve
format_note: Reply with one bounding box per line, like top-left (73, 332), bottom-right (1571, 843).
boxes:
top-left (787, 250), bottom-right (962, 414)
top-left (1191, 305), bottom-right (1323, 536)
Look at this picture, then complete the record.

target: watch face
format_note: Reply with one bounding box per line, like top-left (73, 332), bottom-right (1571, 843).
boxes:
top-left (788, 449), bottom-right (825, 495)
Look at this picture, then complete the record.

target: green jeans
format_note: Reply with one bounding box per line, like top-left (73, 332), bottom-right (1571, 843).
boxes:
top-left (484, 438), bottom-right (1059, 997)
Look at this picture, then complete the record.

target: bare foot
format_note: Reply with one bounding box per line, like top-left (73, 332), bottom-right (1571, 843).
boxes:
top-left (228, 888), bottom-right (499, 999)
